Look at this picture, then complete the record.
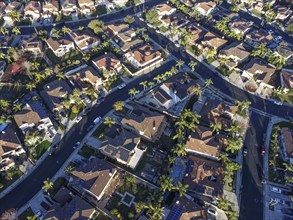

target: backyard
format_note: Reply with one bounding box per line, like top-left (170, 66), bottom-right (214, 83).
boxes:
top-left (0, 168), bottom-right (23, 193)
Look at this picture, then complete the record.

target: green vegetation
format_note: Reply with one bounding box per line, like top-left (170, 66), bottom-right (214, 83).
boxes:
top-left (18, 207), bottom-right (34, 220)
top-left (35, 140), bottom-right (51, 159)
top-left (93, 123), bottom-right (107, 140)
top-left (78, 145), bottom-right (95, 158)
top-left (145, 9), bottom-right (162, 27)
top-left (286, 23), bottom-right (293, 34)
top-left (216, 66), bottom-right (230, 76)
top-left (0, 168), bottom-right (23, 192)
top-left (251, 9), bottom-right (262, 17)
top-left (272, 89), bottom-right (293, 104)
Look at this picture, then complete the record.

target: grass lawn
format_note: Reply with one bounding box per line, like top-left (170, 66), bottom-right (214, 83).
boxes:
top-left (92, 5), bottom-right (109, 16)
top-left (45, 49), bottom-right (82, 68)
top-left (34, 140), bottom-right (51, 160)
top-left (48, 177), bottom-right (68, 196)
top-left (204, 57), bottom-right (215, 64)
top-left (216, 66), bottom-right (230, 77)
top-left (78, 145), bottom-right (95, 158)
top-left (0, 168), bottom-right (23, 193)
top-left (92, 123), bottom-right (107, 140)
top-left (18, 207), bottom-right (34, 220)
top-left (250, 9), bottom-right (262, 17)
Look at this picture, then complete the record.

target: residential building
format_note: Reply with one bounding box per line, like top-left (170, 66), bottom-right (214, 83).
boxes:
top-left (13, 100), bottom-right (53, 134)
top-left (276, 41), bottom-right (293, 66)
top-left (92, 53), bottom-right (122, 76)
top-left (44, 196), bottom-right (96, 219)
top-left (186, 126), bottom-right (226, 159)
top-left (196, 1), bottom-right (216, 16)
top-left (112, 0), bottom-right (128, 6)
top-left (280, 69), bottom-right (293, 93)
top-left (228, 19), bottom-right (253, 35)
top-left (42, 0), bottom-right (59, 15)
top-left (125, 44), bottom-right (162, 69)
top-left (3, 1), bottom-right (23, 22)
top-left (119, 38), bottom-right (144, 53)
top-left (99, 125), bottom-right (145, 169)
top-left (275, 7), bottom-right (292, 21)
top-left (46, 37), bottom-right (75, 57)
top-left (0, 1), bottom-right (6, 16)
top-left (201, 32), bottom-right (228, 51)
top-left (280, 127), bottom-right (293, 164)
top-left (242, 58), bottom-right (276, 89)
top-left (0, 125), bottom-right (25, 172)
top-left (161, 12), bottom-right (190, 28)
top-left (153, 73), bottom-right (199, 109)
top-left (116, 28), bottom-right (136, 43)
top-left (21, 34), bottom-right (43, 56)
top-left (69, 157), bottom-right (117, 201)
top-left (69, 30), bottom-right (100, 51)
top-left (78, 0), bottom-right (95, 15)
top-left (244, 29), bottom-right (273, 48)
top-left (67, 66), bottom-right (102, 91)
top-left (167, 195), bottom-right (207, 220)
top-left (121, 103), bottom-right (168, 142)
top-left (184, 155), bottom-right (224, 199)
top-left (61, 0), bottom-right (78, 16)
top-left (185, 24), bottom-right (206, 45)
top-left (219, 42), bottom-right (250, 70)
top-left (40, 80), bottom-right (73, 114)
top-left (156, 3), bottom-right (176, 17)
top-left (107, 23), bottom-right (129, 36)
top-left (24, 1), bottom-right (42, 21)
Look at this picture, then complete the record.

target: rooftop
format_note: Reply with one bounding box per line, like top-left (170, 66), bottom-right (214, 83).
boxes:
top-left (0, 125), bottom-right (21, 160)
top-left (126, 44), bottom-right (161, 66)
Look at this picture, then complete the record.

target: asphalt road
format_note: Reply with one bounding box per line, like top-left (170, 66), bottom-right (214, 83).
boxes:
top-left (239, 111), bottom-right (269, 220)
top-left (0, 60), bottom-right (176, 213)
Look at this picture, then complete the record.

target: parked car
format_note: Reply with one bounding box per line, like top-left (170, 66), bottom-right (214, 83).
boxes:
top-left (274, 100), bottom-right (283, 105)
top-left (207, 208), bottom-right (217, 216)
top-left (75, 116), bottom-right (82, 123)
top-left (46, 131), bottom-right (53, 139)
top-left (84, 97), bottom-right (91, 104)
top-left (73, 142), bottom-right (81, 149)
top-left (49, 126), bottom-right (57, 135)
top-left (243, 147), bottom-right (248, 156)
top-left (271, 187), bottom-right (282, 194)
top-left (118, 83), bottom-right (126, 89)
top-left (93, 116), bottom-right (101, 124)
top-left (261, 145), bottom-right (265, 156)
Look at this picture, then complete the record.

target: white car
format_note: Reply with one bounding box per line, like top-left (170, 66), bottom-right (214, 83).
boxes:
top-left (274, 36), bottom-right (282, 42)
top-left (46, 131), bottom-right (53, 139)
top-left (75, 116), bottom-right (82, 123)
top-left (118, 83), bottom-right (126, 89)
top-left (268, 29), bottom-right (274, 34)
top-left (84, 97), bottom-right (91, 104)
top-left (207, 208), bottom-right (217, 216)
top-left (271, 187), bottom-right (282, 194)
top-left (274, 100), bottom-right (283, 105)
top-left (73, 142), bottom-right (81, 149)
top-left (49, 126), bottom-right (57, 135)
top-left (93, 116), bottom-right (101, 124)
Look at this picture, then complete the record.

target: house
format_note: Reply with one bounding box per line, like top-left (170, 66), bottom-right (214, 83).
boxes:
top-left (106, 23), bottom-right (129, 36)
top-left (276, 41), bottom-right (293, 66)
top-left (244, 29), bottom-right (273, 48)
top-left (156, 3), bottom-right (176, 17)
top-left (116, 28), bottom-right (136, 43)
top-left (199, 97), bottom-right (237, 130)
top-left (69, 157), bottom-right (117, 201)
top-left (125, 44), bottom-right (162, 69)
top-left (92, 53), bottom-right (122, 76)
top-left (280, 128), bottom-right (293, 164)
top-left (201, 32), bottom-right (228, 51)
top-left (184, 155), bottom-right (224, 199)
top-left (13, 100), bottom-right (53, 133)
top-left (46, 37), bottom-right (75, 57)
top-left (112, 0), bottom-right (128, 7)
top-left (78, 0), bottom-right (95, 15)
top-left (228, 19), bottom-right (253, 35)
top-left (21, 34), bottom-right (43, 56)
top-left (185, 24), bottom-right (206, 45)
top-left (275, 7), bottom-right (292, 21)
top-left (161, 12), bottom-right (190, 28)
top-left (44, 195), bottom-right (96, 220)
top-left (3, 1), bottom-right (23, 22)
top-left (69, 30), bottom-right (100, 51)
top-left (121, 103), bottom-right (168, 142)
top-left (167, 195), bottom-right (207, 220)
top-left (61, 0), bottom-right (78, 16)
top-left (99, 125), bottom-right (145, 169)
top-left (153, 73), bottom-right (199, 109)
top-left (242, 58), bottom-right (276, 89)
top-left (24, 1), bottom-right (42, 21)
top-left (196, 1), bottom-right (216, 16)
top-left (0, 1), bottom-right (6, 16)
top-left (0, 125), bottom-right (25, 172)
top-left (40, 80), bottom-right (73, 114)
top-left (67, 66), bottom-right (102, 91)
top-left (280, 69), bottom-right (293, 93)
top-left (219, 42), bottom-right (250, 70)
top-left (186, 126), bottom-right (226, 160)
top-left (119, 38), bottom-right (144, 53)
top-left (42, 0), bottom-right (59, 15)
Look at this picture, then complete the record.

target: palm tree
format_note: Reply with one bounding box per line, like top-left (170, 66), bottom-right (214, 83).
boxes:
top-left (135, 201), bottom-right (146, 213)
top-left (0, 115), bottom-right (12, 124)
top-left (171, 66), bottom-right (178, 75)
top-left (172, 144), bottom-right (187, 157)
top-left (104, 116), bottom-right (115, 127)
top-left (204, 78), bottom-right (213, 88)
top-left (175, 182), bottom-right (189, 197)
top-left (160, 175), bottom-right (174, 192)
top-left (188, 60), bottom-right (197, 72)
top-left (113, 101), bottom-right (124, 111)
top-left (9, 10), bottom-right (21, 23)
top-left (0, 27), bottom-right (9, 35)
top-left (13, 103), bottom-right (22, 112)
top-left (153, 75), bottom-right (162, 84)
top-left (176, 59), bottom-right (184, 70)
top-left (128, 88), bottom-right (139, 97)
top-left (44, 67), bottom-right (52, 77)
top-left (26, 82), bottom-right (36, 91)
top-left (64, 165), bottom-right (74, 173)
top-left (12, 27), bottom-right (21, 35)
top-left (25, 131), bottom-right (41, 147)
top-left (61, 26), bottom-right (71, 34)
top-left (148, 81), bottom-right (155, 88)
top-left (27, 215), bottom-right (38, 220)
top-left (42, 178), bottom-right (53, 193)
top-left (139, 81), bottom-right (148, 90)
top-left (56, 72), bottom-right (65, 80)
top-left (193, 85), bottom-right (203, 97)
top-left (226, 137), bottom-right (243, 154)
top-left (0, 99), bottom-right (11, 113)
top-left (82, 53), bottom-right (91, 62)
top-left (210, 121), bottom-right (222, 133)
top-left (0, 52), bottom-right (5, 59)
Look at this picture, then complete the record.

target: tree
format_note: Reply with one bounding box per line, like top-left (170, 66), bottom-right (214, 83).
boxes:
top-left (251, 43), bottom-right (271, 59)
top-left (146, 204), bottom-right (164, 220)
top-left (128, 88), bottom-right (139, 96)
top-left (160, 175), bottom-right (174, 192)
top-left (9, 10), bottom-right (21, 23)
top-left (104, 116), bottom-right (115, 127)
top-left (226, 122), bottom-right (241, 138)
top-left (286, 23), bottom-right (293, 34)
top-left (25, 131), bottom-right (41, 147)
top-left (12, 27), bottom-right (21, 35)
top-left (56, 72), bottom-right (65, 80)
top-left (206, 48), bottom-right (217, 59)
top-left (188, 60), bottom-right (197, 72)
top-left (204, 78), bottom-right (213, 88)
top-left (176, 59), bottom-right (184, 70)
top-left (82, 53), bottom-right (91, 62)
top-left (88, 19), bottom-right (104, 35)
top-left (0, 209), bottom-right (17, 220)
top-left (13, 103), bottom-right (22, 113)
top-left (153, 75), bottom-right (163, 84)
top-left (27, 215), bottom-right (38, 220)
top-left (148, 81), bottom-right (155, 88)
top-left (0, 27), bottom-right (9, 35)
top-left (217, 199), bottom-right (230, 211)
top-left (139, 81), bottom-right (148, 90)
top-left (225, 137), bottom-right (243, 154)
top-left (135, 201), bottom-right (146, 213)
top-left (0, 115), bottom-right (11, 124)
top-left (145, 9), bottom-right (162, 27)
top-left (268, 54), bottom-right (286, 70)
top-left (26, 82), bottom-right (36, 91)
top-left (42, 178), bottom-right (53, 193)
top-left (175, 182), bottom-right (188, 197)
top-left (113, 101), bottom-right (124, 111)
top-left (0, 99), bottom-right (11, 113)
top-left (110, 209), bottom-right (122, 220)
top-left (236, 100), bottom-right (251, 116)
top-left (78, 26), bottom-right (84, 32)
top-left (172, 143), bottom-right (187, 157)
top-left (124, 15), bottom-right (135, 24)
top-left (210, 121), bottom-right (222, 133)
top-left (61, 26), bottom-right (71, 34)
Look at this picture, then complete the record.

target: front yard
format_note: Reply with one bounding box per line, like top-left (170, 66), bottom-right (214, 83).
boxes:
top-left (45, 49), bottom-right (82, 70)
top-left (34, 140), bottom-right (51, 160)
top-left (0, 168), bottom-right (23, 192)
top-left (78, 145), bottom-right (96, 158)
